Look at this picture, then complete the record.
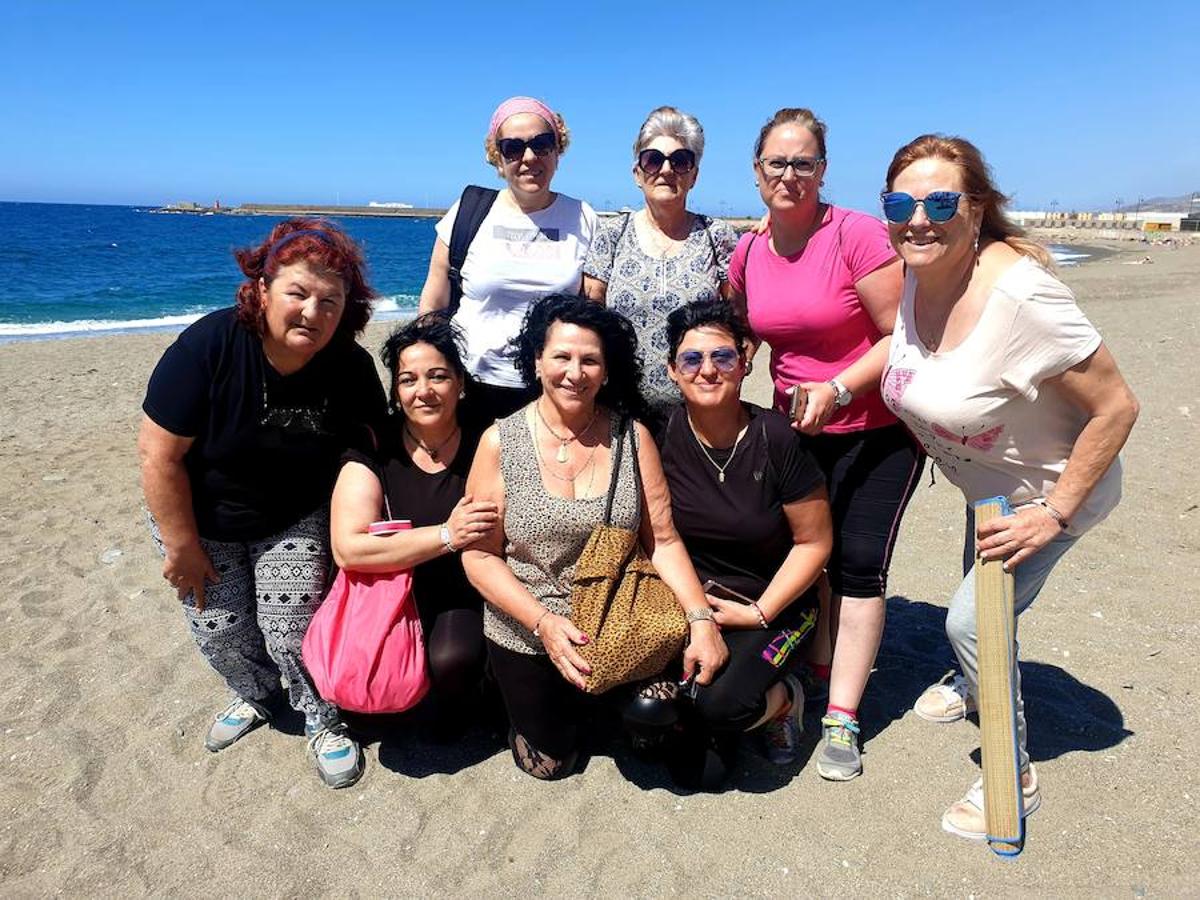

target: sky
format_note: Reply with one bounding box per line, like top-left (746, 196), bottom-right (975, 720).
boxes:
top-left (1, 1), bottom-right (1197, 216)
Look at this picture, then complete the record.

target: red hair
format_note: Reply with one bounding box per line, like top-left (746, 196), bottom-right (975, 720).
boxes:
top-left (233, 218), bottom-right (376, 338)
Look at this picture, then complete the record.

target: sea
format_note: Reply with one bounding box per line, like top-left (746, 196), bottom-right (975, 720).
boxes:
top-left (0, 201), bottom-right (1091, 344)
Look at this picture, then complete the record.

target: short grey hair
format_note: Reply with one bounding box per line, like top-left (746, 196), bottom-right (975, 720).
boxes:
top-left (633, 106), bottom-right (706, 161)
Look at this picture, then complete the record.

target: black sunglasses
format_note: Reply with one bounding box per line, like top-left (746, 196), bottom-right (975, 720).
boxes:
top-left (637, 148), bottom-right (697, 175)
top-left (496, 132), bottom-right (558, 162)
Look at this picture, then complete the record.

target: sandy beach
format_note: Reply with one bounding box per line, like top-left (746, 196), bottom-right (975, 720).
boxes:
top-left (0, 240), bottom-right (1196, 896)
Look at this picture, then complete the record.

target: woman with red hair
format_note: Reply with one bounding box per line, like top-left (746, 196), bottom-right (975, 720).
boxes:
top-left (138, 218), bottom-right (386, 789)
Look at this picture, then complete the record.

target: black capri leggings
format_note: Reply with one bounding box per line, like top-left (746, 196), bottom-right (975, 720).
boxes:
top-left (807, 424), bottom-right (924, 599)
top-left (487, 640), bottom-right (583, 761)
top-left (691, 604), bottom-right (817, 731)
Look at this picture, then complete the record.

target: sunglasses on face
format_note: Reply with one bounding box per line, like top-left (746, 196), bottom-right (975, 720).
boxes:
top-left (495, 132), bottom-right (558, 162)
top-left (674, 347), bottom-right (741, 376)
top-left (758, 156), bottom-right (824, 178)
top-left (880, 191), bottom-right (963, 224)
top-left (637, 148), bottom-right (697, 176)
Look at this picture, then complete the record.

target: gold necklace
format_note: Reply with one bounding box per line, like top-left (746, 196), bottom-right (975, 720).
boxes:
top-left (535, 399), bottom-right (598, 463)
top-left (535, 414), bottom-right (600, 496)
top-left (404, 424), bottom-right (459, 462)
top-left (686, 413), bottom-right (748, 484)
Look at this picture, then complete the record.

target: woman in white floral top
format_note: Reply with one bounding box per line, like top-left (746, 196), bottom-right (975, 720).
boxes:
top-left (582, 106), bottom-right (738, 427)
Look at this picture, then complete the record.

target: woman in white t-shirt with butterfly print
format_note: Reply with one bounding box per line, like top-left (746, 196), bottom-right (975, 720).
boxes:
top-left (879, 134), bottom-right (1138, 843)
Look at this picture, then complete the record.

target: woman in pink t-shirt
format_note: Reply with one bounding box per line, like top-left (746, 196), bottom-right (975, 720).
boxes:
top-left (728, 108), bottom-right (923, 782)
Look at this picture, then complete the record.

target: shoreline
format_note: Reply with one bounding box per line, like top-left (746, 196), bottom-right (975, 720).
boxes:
top-left (0, 241), bottom-right (1134, 347)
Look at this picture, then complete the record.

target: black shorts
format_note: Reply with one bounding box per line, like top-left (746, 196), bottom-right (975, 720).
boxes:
top-left (807, 424), bottom-right (924, 598)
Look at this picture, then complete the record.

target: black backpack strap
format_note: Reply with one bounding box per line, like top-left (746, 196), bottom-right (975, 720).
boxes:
top-left (700, 214), bottom-right (719, 268)
top-left (446, 185), bottom-right (499, 317)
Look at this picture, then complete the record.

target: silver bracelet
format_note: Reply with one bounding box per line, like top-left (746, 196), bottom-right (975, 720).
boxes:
top-left (1029, 497), bottom-right (1069, 530)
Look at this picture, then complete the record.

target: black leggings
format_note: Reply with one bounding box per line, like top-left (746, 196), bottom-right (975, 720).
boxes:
top-left (691, 607), bottom-right (817, 731)
top-left (807, 424), bottom-right (924, 598)
top-left (423, 608), bottom-right (485, 704)
top-left (487, 640), bottom-right (583, 761)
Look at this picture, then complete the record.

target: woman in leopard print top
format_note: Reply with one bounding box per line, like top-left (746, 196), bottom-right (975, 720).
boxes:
top-left (462, 294), bottom-right (727, 780)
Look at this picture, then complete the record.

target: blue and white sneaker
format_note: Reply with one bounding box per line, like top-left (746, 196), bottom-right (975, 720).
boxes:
top-left (307, 723), bottom-right (364, 789)
top-left (762, 674), bottom-right (805, 765)
top-left (205, 697), bottom-right (269, 753)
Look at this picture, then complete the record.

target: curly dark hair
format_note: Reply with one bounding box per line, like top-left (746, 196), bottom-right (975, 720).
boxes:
top-left (512, 294), bottom-right (645, 419)
top-left (233, 218), bottom-right (375, 341)
top-left (380, 312), bottom-right (476, 416)
top-left (665, 299), bottom-right (752, 362)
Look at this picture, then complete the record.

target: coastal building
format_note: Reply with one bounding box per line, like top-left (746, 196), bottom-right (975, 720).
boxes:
top-left (1008, 209), bottom-right (1186, 232)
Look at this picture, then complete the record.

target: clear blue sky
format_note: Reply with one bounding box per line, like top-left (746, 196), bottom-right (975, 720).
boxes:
top-left (2, 1), bottom-right (1196, 215)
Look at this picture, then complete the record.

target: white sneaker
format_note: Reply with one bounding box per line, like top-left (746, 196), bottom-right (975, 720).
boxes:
top-left (307, 723), bottom-right (364, 789)
top-left (914, 673), bottom-right (976, 723)
top-left (204, 697), bottom-right (269, 752)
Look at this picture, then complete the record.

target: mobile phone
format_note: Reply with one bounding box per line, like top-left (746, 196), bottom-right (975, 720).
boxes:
top-left (788, 385), bottom-right (808, 422)
top-left (702, 579), bottom-right (755, 605)
top-left (368, 519), bottom-right (412, 536)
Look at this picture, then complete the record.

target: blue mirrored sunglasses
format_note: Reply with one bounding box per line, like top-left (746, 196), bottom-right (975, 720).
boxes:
top-left (675, 347), bottom-right (741, 376)
top-left (880, 190), bottom-right (963, 224)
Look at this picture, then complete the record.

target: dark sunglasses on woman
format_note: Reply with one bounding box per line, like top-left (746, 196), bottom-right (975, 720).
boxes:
top-left (675, 347), bottom-right (740, 376)
top-left (637, 148), bottom-right (697, 175)
top-left (496, 132), bottom-right (558, 162)
top-left (880, 191), bottom-right (963, 224)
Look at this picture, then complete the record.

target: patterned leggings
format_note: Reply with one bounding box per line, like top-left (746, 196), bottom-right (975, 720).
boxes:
top-left (151, 510), bottom-right (338, 730)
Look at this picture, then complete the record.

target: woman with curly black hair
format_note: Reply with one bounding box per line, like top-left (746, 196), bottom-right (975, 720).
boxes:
top-left (330, 313), bottom-right (498, 735)
top-left (461, 294), bottom-right (727, 780)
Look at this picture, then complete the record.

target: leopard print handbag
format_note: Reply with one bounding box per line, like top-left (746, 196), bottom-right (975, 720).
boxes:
top-left (570, 418), bottom-right (687, 695)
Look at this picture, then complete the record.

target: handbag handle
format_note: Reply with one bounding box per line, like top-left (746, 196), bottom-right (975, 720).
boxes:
top-left (602, 416), bottom-right (629, 526)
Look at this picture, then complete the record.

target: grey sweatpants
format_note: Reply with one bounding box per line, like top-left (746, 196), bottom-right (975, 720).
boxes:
top-left (151, 510), bottom-right (338, 730)
top-left (948, 508), bottom-right (1078, 771)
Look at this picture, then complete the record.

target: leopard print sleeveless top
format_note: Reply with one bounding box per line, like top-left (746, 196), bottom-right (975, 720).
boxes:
top-left (484, 408), bottom-right (641, 655)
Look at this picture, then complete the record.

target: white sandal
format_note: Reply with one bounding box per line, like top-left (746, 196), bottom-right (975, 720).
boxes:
top-left (941, 765), bottom-right (1041, 841)
top-left (914, 673), bottom-right (976, 723)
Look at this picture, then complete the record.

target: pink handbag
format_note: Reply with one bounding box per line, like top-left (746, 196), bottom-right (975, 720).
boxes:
top-left (302, 516), bottom-right (430, 714)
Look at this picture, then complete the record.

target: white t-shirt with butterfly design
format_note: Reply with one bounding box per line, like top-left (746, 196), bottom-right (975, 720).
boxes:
top-left (883, 255), bottom-right (1121, 535)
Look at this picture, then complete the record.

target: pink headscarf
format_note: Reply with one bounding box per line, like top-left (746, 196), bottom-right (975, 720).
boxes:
top-left (488, 96), bottom-right (558, 139)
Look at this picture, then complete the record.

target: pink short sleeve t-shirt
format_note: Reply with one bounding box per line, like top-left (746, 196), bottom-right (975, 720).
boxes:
top-left (728, 205), bottom-right (898, 433)
top-left (882, 256), bottom-right (1121, 535)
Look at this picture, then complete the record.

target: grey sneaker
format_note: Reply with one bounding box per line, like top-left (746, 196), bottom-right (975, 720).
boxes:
top-left (762, 674), bottom-right (805, 765)
top-left (205, 697), bottom-right (269, 752)
top-left (816, 712), bottom-right (862, 781)
top-left (307, 723), bottom-right (364, 789)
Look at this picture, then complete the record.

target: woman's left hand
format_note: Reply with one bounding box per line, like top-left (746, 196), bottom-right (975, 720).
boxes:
top-left (976, 505), bottom-right (1062, 570)
top-left (792, 381), bottom-right (837, 435)
top-left (709, 596), bottom-right (761, 630)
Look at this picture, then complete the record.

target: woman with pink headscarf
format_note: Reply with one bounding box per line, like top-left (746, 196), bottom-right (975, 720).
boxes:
top-left (419, 96), bottom-right (598, 423)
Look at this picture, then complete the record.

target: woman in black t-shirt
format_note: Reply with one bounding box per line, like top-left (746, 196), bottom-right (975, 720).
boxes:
top-left (659, 300), bottom-right (832, 773)
top-left (139, 219), bottom-right (387, 790)
top-left (330, 314), bottom-right (499, 733)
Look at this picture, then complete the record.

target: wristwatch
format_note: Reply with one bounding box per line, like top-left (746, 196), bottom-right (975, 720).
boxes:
top-left (686, 608), bottom-right (715, 625)
top-left (439, 524), bottom-right (455, 552)
top-left (828, 378), bottom-right (853, 409)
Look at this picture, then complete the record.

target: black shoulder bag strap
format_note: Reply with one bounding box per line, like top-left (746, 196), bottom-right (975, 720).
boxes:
top-left (700, 214), bottom-right (720, 268)
top-left (602, 416), bottom-right (632, 526)
top-left (446, 185), bottom-right (499, 317)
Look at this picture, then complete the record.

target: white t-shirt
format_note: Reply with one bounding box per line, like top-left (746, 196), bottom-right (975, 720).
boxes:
top-left (435, 192), bottom-right (598, 387)
top-left (883, 255), bottom-right (1121, 535)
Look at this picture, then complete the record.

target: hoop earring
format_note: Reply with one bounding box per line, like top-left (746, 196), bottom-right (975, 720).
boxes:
top-left (458, 389), bottom-right (466, 399)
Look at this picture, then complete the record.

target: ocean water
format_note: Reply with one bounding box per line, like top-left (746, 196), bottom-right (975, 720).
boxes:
top-left (0, 201), bottom-right (1090, 342)
top-left (0, 202), bottom-right (434, 341)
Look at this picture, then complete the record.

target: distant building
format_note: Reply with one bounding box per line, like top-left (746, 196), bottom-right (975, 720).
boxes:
top-left (1008, 209), bottom-right (1185, 232)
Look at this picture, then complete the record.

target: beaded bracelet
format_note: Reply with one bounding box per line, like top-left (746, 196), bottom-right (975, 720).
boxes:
top-left (751, 601), bottom-right (769, 630)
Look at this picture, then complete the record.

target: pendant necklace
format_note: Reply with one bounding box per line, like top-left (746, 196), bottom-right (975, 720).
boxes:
top-left (536, 400), bottom-right (598, 463)
top-left (687, 413), bottom-right (748, 484)
top-left (404, 424), bottom-right (459, 462)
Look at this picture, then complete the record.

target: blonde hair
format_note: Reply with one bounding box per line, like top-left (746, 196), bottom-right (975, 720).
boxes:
top-left (885, 134), bottom-right (1053, 268)
top-left (753, 107), bottom-right (827, 160)
top-left (484, 112), bottom-right (571, 167)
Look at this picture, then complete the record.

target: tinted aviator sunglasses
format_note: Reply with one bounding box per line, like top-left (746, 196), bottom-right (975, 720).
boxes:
top-left (880, 191), bottom-right (963, 224)
top-left (638, 148), bottom-right (697, 175)
top-left (496, 132), bottom-right (558, 162)
top-left (675, 347), bottom-right (740, 376)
